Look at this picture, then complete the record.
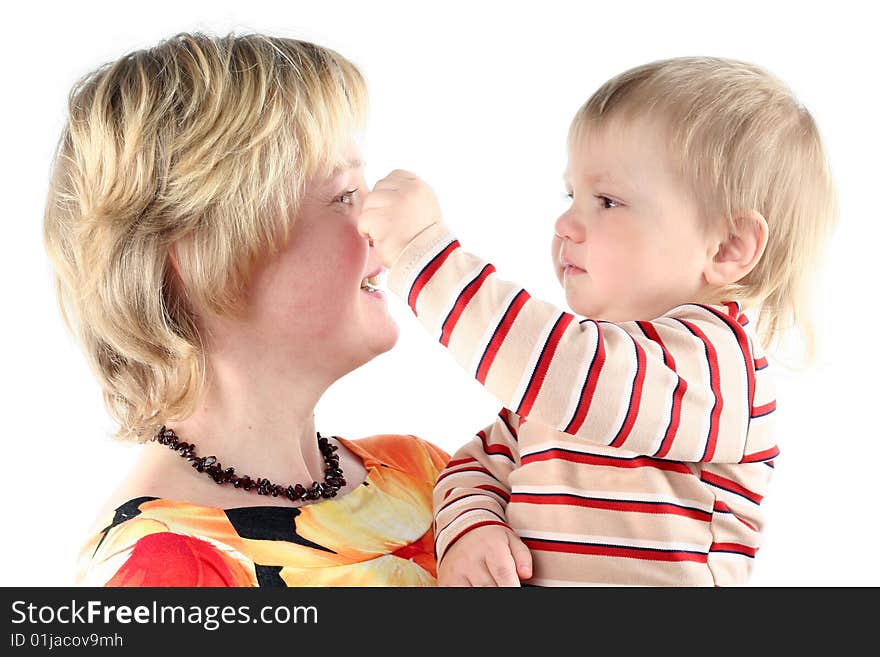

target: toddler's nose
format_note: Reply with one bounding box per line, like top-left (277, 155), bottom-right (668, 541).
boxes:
top-left (554, 210), bottom-right (584, 242)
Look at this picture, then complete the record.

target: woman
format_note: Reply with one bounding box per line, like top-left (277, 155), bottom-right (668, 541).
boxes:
top-left (43, 32), bottom-right (448, 586)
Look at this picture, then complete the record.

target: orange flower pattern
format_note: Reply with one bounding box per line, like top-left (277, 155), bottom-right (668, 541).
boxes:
top-left (76, 435), bottom-right (448, 587)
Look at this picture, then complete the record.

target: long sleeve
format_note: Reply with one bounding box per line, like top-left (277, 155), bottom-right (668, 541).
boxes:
top-left (432, 409), bottom-right (522, 563)
top-left (388, 224), bottom-right (777, 466)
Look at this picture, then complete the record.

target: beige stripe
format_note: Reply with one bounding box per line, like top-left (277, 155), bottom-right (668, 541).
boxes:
top-left (468, 286), bottom-right (523, 377)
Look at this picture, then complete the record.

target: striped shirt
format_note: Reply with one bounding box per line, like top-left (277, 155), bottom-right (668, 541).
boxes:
top-left (388, 223), bottom-right (778, 586)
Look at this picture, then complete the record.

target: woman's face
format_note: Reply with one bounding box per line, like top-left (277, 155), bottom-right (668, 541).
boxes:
top-left (241, 144), bottom-right (399, 379)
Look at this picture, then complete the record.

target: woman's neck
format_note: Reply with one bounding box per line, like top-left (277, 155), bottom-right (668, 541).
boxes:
top-left (165, 354), bottom-right (332, 489)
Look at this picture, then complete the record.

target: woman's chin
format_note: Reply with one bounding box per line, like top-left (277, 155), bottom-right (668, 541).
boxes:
top-left (376, 317), bottom-right (400, 356)
top-left (360, 317), bottom-right (400, 361)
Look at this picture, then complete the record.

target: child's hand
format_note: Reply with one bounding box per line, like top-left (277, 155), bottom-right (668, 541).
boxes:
top-left (359, 169), bottom-right (443, 268)
top-left (438, 524), bottom-right (533, 587)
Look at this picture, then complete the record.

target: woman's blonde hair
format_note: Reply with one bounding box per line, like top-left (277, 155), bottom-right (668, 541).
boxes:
top-left (43, 32), bottom-right (368, 440)
top-left (570, 56), bottom-right (838, 359)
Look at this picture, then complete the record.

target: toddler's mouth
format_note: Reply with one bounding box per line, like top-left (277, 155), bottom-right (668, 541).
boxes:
top-left (563, 264), bottom-right (587, 277)
top-left (560, 255), bottom-right (587, 276)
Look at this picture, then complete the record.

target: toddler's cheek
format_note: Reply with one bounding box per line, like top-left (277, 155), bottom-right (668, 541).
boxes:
top-left (550, 235), bottom-right (564, 285)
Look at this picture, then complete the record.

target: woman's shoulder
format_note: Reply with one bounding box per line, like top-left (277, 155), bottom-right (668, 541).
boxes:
top-left (76, 496), bottom-right (258, 586)
top-left (339, 434), bottom-right (449, 480)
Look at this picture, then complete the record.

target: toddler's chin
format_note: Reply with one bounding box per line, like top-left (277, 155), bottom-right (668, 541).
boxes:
top-left (565, 293), bottom-right (594, 319)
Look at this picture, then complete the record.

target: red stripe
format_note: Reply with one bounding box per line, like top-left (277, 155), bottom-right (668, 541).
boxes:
top-left (636, 321), bottom-right (675, 368)
top-left (521, 448), bottom-right (693, 475)
top-left (754, 356), bottom-right (768, 370)
top-left (741, 445), bottom-right (780, 463)
top-left (523, 538), bottom-right (708, 563)
top-left (435, 465), bottom-right (494, 484)
top-left (710, 542), bottom-right (757, 557)
top-left (510, 493), bottom-right (711, 521)
top-left (498, 408), bottom-right (519, 439)
top-left (713, 501), bottom-right (758, 530)
top-left (442, 520), bottom-right (509, 556)
top-left (656, 378), bottom-right (687, 458)
top-left (440, 264), bottom-right (495, 347)
top-left (517, 313), bottom-right (576, 417)
top-left (437, 492), bottom-right (487, 513)
top-left (701, 471), bottom-right (763, 504)
top-left (699, 304), bottom-right (757, 436)
top-left (446, 506), bottom-right (504, 529)
top-left (637, 321), bottom-right (686, 458)
top-left (407, 240), bottom-right (460, 314)
top-left (476, 291), bottom-right (530, 384)
top-left (564, 321), bottom-right (606, 435)
top-left (724, 301), bottom-right (739, 318)
top-left (679, 318), bottom-right (723, 461)
top-left (609, 338), bottom-right (647, 448)
top-left (751, 400), bottom-right (776, 417)
top-left (444, 457), bottom-right (477, 468)
top-left (476, 484), bottom-right (510, 502)
top-left (477, 430), bottom-right (515, 460)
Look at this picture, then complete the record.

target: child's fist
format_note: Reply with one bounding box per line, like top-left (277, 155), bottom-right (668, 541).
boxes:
top-left (359, 169), bottom-right (443, 268)
top-left (437, 524), bottom-right (533, 587)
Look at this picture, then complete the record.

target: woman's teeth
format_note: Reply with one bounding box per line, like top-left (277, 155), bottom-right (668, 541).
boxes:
top-left (360, 273), bottom-right (382, 292)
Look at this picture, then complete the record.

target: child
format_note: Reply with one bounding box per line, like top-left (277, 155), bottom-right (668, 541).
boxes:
top-left (359, 57), bottom-right (837, 586)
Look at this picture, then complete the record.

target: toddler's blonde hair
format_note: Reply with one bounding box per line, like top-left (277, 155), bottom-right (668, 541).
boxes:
top-left (43, 32), bottom-right (368, 440)
top-left (570, 56), bottom-right (837, 358)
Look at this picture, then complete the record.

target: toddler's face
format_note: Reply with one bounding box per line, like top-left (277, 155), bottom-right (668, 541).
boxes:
top-left (553, 117), bottom-right (718, 321)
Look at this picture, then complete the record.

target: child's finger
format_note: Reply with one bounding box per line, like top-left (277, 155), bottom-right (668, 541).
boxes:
top-left (371, 170), bottom-right (415, 192)
top-left (386, 168), bottom-right (419, 182)
top-left (508, 534), bottom-right (533, 580)
top-left (438, 572), bottom-right (470, 587)
top-left (466, 567), bottom-right (499, 587)
top-left (355, 211), bottom-right (376, 240)
top-left (486, 552), bottom-right (521, 587)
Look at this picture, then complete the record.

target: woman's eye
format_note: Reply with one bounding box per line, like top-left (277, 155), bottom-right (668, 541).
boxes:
top-left (337, 188), bottom-right (359, 204)
top-left (597, 195), bottom-right (620, 209)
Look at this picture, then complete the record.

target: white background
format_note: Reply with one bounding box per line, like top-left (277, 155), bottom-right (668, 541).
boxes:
top-left (2, 0), bottom-right (877, 587)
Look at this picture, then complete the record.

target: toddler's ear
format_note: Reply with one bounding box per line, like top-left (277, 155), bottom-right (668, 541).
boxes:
top-left (703, 210), bottom-right (768, 287)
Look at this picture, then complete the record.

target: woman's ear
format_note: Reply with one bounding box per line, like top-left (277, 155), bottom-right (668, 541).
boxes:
top-left (168, 242), bottom-right (182, 275)
top-left (703, 210), bottom-right (769, 287)
top-left (166, 242), bottom-right (190, 301)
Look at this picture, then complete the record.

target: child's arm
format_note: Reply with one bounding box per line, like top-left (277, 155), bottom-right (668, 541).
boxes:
top-left (433, 409), bottom-right (532, 586)
top-left (361, 173), bottom-right (777, 465)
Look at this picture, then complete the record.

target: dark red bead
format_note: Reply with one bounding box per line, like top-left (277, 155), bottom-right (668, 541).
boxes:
top-left (154, 428), bottom-right (344, 505)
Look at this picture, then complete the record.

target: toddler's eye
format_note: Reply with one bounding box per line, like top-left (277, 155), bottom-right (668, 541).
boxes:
top-left (597, 195), bottom-right (620, 209)
top-left (336, 188), bottom-right (359, 204)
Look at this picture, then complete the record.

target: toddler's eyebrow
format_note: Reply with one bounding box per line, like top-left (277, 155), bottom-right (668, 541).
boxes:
top-left (587, 171), bottom-right (621, 186)
top-left (562, 170), bottom-right (627, 191)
